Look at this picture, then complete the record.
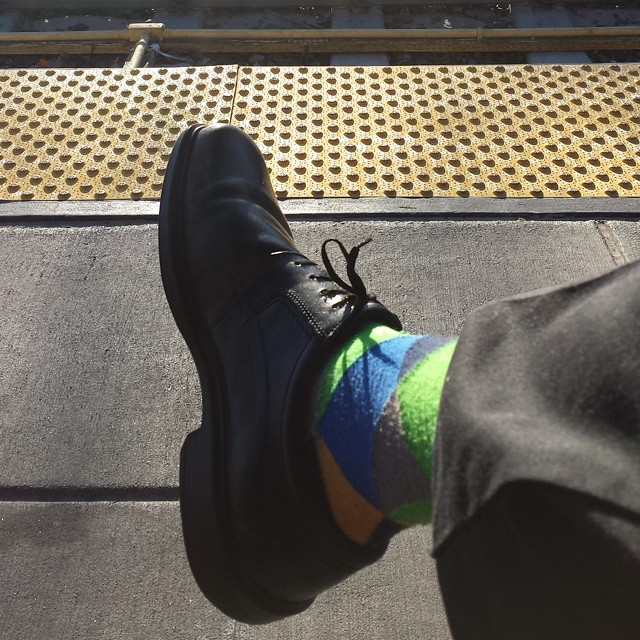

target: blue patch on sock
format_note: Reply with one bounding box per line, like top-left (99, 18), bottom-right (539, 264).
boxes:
top-left (315, 335), bottom-right (421, 507)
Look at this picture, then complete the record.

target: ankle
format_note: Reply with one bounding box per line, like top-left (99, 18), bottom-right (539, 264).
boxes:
top-left (312, 321), bottom-right (457, 544)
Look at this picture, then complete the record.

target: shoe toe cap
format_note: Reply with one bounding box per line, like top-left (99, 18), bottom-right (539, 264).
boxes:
top-left (188, 124), bottom-right (274, 197)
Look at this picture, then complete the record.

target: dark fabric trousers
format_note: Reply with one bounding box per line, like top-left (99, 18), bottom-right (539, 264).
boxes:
top-left (432, 260), bottom-right (640, 640)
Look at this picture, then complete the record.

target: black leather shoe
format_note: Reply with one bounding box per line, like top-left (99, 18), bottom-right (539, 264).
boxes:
top-left (159, 124), bottom-right (401, 624)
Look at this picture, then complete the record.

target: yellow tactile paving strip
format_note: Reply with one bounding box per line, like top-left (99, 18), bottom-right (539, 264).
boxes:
top-left (0, 66), bottom-right (237, 200)
top-left (235, 65), bottom-right (640, 199)
top-left (1, 63), bottom-right (640, 200)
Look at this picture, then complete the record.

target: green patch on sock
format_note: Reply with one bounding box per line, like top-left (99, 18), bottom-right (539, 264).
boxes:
top-left (390, 499), bottom-right (433, 525)
top-left (316, 323), bottom-right (405, 419)
top-left (397, 339), bottom-right (458, 480)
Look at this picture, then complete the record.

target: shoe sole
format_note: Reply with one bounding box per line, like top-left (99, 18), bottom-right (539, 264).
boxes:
top-left (158, 125), bottom-right (312, 624)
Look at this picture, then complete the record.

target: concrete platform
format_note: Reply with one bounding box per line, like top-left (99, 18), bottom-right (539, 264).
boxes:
top-left (0, 503), bottom-right (447, 640)
top-left (0, 201), bottom-right (638, 638)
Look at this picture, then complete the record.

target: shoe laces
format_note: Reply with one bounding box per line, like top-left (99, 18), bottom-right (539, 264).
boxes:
top-left (291, 237), bottom-right (374, 310)
top-left (321, 237), bottom-right (374, 301)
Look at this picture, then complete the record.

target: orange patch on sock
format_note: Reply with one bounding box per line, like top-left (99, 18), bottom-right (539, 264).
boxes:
top-left (315, 436), bottom-right (384, 545)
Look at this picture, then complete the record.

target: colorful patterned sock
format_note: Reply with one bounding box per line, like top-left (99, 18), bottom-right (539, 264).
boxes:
top-left (313, 323), bottom-right (457, 545)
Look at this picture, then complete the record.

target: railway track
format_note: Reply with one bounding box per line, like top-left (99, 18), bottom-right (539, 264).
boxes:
top-left (1, 2), bottom-right (639, 69)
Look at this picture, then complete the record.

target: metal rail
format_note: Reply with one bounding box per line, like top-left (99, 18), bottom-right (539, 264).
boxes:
top-left (8, 0), bottom-right (636, 7)
top-left (1, 24), bottom-right (640, 55)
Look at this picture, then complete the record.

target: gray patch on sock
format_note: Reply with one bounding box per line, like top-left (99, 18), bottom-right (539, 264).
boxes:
top-left (373, 392), bottom-right (431, 516)
top-left (398, 335), bottom-right (448, 380)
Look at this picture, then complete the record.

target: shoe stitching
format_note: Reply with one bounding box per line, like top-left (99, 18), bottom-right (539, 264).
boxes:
top-left (286, 290), bottom-right (328, 338)
top-left (254, 309), bottom-right (271, 430)
top-left (252, 294), bottom-right (318, 340)
top-left (209, 298), bottom-right (239, 326)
